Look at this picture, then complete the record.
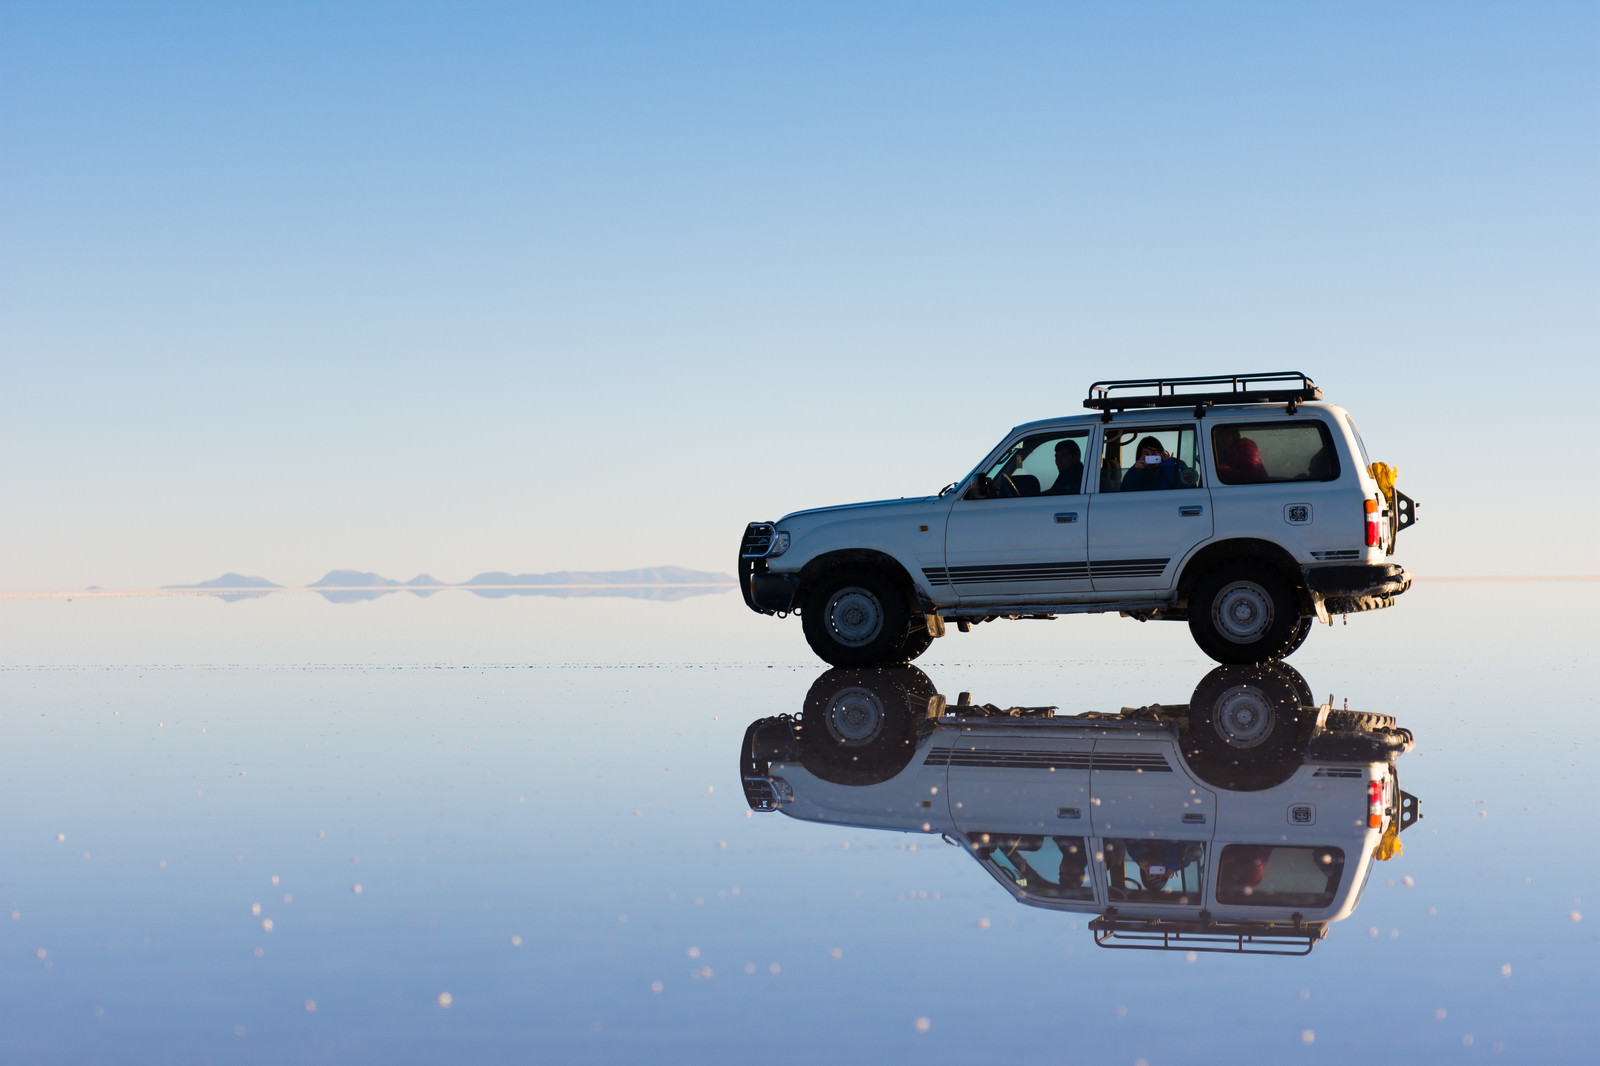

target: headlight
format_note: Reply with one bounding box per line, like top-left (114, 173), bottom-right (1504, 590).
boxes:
top-left (768, 531), bottom-right (790, 557)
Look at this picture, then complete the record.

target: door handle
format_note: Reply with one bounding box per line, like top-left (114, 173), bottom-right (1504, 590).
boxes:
top-left (1179, 506), bottom-right (1204, 517)
top-left (1054, 512), bottom-right (1078, 524)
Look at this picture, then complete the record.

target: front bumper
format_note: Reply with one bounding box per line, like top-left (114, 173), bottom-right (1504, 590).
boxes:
top-left (739, 523), bottom-right (798, 614)
top-left (1304, 563), bottom-right (1412, 614)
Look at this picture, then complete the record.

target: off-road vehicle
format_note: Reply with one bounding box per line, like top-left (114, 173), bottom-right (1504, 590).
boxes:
top-left (740, 664), bottom-right (1420, 954)
top-left (739, 372), bottom-right (1417, 666)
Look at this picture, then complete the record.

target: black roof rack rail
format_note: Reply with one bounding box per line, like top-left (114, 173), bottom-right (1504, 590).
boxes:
top-left (1084, 371), bottom-right (1321, 416)
top-left (1090, 912), bottom-right (1326, 956)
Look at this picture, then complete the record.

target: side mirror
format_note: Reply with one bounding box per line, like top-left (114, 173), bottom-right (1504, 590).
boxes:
top-left (968, 474), bottom-right (991, 500)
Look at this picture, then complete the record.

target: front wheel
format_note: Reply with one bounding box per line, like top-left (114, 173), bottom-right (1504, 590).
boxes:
top-left (801, 569), bottom-right (911, 667)
top-left (799, 667), bottom-right (936, 785)
top-left (1187, 563), bottom-right (1303, 664)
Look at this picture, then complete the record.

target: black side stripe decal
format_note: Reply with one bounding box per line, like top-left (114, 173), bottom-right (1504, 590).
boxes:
top-left (924, 747), bottom-right (1171, 773)
top-left (923, 558), bottom-right (1169, 585)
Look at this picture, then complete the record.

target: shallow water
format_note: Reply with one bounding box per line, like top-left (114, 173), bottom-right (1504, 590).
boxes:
top-left (2, 582), bottom-right (1596, 1063)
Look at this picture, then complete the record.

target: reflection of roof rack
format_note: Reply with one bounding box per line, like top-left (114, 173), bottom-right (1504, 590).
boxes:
top-left (1084, 371), bottom-right (1322, 416)
top-left (1091, 910), bottom-right (1327, 956)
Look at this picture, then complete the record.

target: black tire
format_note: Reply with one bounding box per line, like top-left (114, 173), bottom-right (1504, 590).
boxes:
top-left (801, 568), bottom-right (911, 668)
top-left (798, 667), bottom-right (936, 786)
top-left (1187, 562), bottom-right (1304, 664)
top-left (1283, 616), bottom-right (1313, 656)
top-left (1181, 663), bottom-right (1311, 790)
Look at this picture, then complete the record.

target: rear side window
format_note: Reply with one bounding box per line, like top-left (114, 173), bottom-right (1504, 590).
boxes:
top-left (1211, 421), bottom-right (1339, 485)
top-left (1215, 845), bottom-right (1345, 907)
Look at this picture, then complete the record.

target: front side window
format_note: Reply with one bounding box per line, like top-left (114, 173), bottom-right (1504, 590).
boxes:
top-left (969, 431), bottom-right (1092, 499)
top-left (970, 833), bottom-right (1094, 900)
top-left (1211, 422), bottom-right (1339, 485)
top-left (1098, 426), bottom-right (1201, 493)
top-left (1102, 838), bottom-right (1205, 904)
top-left (1215, 845), bottom-right (1345, 907)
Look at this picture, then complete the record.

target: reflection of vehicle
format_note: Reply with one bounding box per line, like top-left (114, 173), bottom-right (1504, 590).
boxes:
top-left (741, 664), bottom-right (1420, 955)
top-left (739, 372), bottom-right (1417, 668)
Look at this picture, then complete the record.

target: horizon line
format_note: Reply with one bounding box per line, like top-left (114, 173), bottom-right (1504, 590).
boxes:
top-left (2, 575), bottom-right (1597, 599)
top-left (0, 583), bottom-right (740, 600)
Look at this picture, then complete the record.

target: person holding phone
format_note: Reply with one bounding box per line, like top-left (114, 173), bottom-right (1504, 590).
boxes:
top-left (1120, 436), bottom-right (1187, 492)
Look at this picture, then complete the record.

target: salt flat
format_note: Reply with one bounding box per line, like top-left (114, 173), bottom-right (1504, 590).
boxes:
top-left (1, 582), bottom-right (1595, 1063)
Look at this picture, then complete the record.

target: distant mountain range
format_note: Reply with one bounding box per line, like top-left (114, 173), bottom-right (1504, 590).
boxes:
top-left (164, 567), bottom-right (736, 603)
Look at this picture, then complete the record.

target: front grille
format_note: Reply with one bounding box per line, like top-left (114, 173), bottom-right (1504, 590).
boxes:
top-left (741, 522), bottom-right (775, 558)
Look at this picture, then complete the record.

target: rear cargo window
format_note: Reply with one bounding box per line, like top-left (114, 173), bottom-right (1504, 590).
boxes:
top-left (1211, 422), bottom-right (1339, 484)
top-left (1216, 845), bottom-right (1345, 907)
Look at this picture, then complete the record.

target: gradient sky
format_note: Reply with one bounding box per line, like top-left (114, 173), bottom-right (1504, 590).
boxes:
top-left (3, 1), bottom-right (1595, 588)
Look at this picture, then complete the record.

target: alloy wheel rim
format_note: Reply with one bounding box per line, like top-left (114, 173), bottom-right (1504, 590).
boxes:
top-left (1213, 580), bottom-right (1273, 643)
top-left (1212, 686), bottom-right (1276, 748)
top-left (826, 588), bottom-right (884, 647)
top-left (823, 685), bottom-right (887, 745)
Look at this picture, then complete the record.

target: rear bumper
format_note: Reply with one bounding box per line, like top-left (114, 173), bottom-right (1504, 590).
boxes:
top-left (1304, 563), bottom-right (1412, 614)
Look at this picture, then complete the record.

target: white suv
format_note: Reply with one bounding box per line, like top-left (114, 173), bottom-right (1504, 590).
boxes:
top-left (740, 664), bottom-right (1420, 954)
top-left (740, 372), bottom-right (1417, 666)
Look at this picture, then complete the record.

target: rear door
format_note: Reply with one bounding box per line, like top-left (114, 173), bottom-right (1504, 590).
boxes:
top-left (1087, 422), bottom-right (1213, 592)
top-left (1090, 732), bottom-right (1217, 907)
top-left (1089, 733), bottom-right (1216, 844)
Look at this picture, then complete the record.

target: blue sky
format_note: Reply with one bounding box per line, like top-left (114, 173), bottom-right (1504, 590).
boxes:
top-left (3, 1), bottom-right (1595, 587)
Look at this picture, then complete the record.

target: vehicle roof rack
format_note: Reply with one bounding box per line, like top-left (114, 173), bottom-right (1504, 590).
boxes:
top-left (1084, 371), bottom-right (1321, 416)
top-left (1090, 912), bottom-right (1326, 956)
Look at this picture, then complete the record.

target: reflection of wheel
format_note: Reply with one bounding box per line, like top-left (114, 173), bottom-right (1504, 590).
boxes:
top-left (802, 569), bottom-right (910, 668)
top-left (799, 667), bottom-right (936, 786)
top-left (1188, 563), bottom-right (1303, 664)
top-left (1182, 663), bottom-right (1311, 790)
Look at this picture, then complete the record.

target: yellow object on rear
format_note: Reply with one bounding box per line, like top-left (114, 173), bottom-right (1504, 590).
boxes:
top-left (1368, 462), bottom-right (1398, 504)
top-left (1373, 821), bottom-right (1402, 861)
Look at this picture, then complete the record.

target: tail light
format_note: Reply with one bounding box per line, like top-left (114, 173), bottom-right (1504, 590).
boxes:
top-left (1365, 498), bottom-right (1381, 547)
top-left (1367, 780), bottom-right (1385, 828)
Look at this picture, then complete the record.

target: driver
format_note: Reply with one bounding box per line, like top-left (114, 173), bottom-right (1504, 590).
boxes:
top-left (1047, 439), bottom-right (1085, 495)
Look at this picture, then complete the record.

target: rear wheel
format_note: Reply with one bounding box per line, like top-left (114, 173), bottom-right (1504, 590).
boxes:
top-left (1188, 563), bottom-right (1303, 664)
top-left (1182, 663), bottom-right (1311, 790)
top-left (801, 568), bottom-right (911, 667)
top-left (1283, 616), bottom-right (1313, 656)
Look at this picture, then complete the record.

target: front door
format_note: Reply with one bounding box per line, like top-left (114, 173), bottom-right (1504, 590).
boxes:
top-left (1087, 423), bottom-right (1214, 593)
top-left (940, 724), bottom-right (1097, 903)
top-left (940, 429), bottom-right (1093, 604)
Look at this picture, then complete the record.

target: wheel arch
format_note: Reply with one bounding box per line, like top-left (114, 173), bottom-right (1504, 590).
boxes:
top-left (1178, 538), bottom-right (1310, 613)
top-left (797, 550), bottom-right (926, 614)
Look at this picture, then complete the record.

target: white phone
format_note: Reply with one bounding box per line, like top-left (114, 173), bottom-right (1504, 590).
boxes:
top-left (1144, 454), bottom-right (1163, 465)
